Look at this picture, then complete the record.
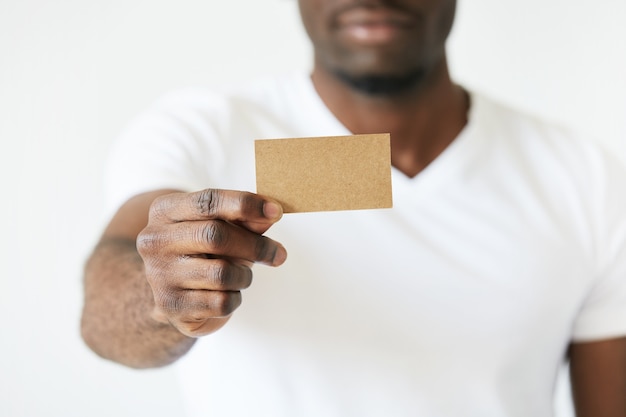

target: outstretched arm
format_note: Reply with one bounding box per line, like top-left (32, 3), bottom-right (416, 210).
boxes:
top-left (80, 189), bottom-right (286, 369)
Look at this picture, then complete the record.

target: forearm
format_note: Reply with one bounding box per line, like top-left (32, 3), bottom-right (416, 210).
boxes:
top-left (80, 237), bottom-right (195, 368)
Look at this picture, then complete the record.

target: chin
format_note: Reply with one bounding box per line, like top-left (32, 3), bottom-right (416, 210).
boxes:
top-left (332, 68), bottom-right (426, 97)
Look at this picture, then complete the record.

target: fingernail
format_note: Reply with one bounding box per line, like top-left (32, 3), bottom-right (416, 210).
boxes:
top-left (273, 246), bottom-right (287, 266)
top-left (263, 201), bottom-right (283, 220)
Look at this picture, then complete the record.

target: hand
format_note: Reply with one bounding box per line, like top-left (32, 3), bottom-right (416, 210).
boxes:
top-left (136, 189), bottom-right (286, 337)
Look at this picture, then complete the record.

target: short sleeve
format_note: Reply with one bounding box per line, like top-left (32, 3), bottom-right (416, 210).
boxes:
top-left (571, 152), bottom-right (626, 342)
top-left (103, 89), bottom-right (228, 220)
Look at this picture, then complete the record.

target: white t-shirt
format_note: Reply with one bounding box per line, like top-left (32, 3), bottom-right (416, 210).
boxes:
top-left (105, 73), bottom-right (626, 417)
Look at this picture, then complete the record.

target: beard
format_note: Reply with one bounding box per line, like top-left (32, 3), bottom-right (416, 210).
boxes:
top-left (332, 67), bottom-right (426, 97)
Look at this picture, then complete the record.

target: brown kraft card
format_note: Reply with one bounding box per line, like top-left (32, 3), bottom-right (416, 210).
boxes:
top-left (255, 133), bottom-right (393, 213)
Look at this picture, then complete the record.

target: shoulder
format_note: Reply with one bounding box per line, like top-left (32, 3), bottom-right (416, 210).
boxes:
top-left (469, 91), bottom-right (626, 182)
top-left (147, 72), bottom-right (308, 120)
top-left (117, 72), bottom-right (311, 144)
top-left (467, 91), bottom-right (626, 236)
top-left (470, 91), bottom-right (582, 148)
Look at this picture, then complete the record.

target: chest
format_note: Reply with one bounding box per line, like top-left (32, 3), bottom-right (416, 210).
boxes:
top-left (241, 178), bottom-right (593, 359)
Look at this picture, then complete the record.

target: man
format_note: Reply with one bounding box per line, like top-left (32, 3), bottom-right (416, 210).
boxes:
top-left (81, 0), bottom-right (626, 416)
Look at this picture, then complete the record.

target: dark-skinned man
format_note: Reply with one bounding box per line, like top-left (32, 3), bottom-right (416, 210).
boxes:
top-left (81, 1), bottom-right (626, 416)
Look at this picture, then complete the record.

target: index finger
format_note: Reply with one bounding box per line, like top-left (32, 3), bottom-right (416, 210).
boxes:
top-left (150, 189), bottom-right (283, 234)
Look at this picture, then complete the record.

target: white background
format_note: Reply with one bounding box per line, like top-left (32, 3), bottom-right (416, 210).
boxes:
top-left (1, 1), bottom-right (625, 416)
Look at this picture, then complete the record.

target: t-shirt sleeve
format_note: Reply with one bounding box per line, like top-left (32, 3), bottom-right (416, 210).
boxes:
top-left (571, 153), bottom-right (626, 342)
top-left (103, 90), bottom-right (227, 220)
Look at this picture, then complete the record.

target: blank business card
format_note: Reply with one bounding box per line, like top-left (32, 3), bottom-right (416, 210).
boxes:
top-left (255, 133), bottom-right (393, 213)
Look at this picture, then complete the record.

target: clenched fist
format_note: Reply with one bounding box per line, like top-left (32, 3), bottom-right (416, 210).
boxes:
top-left (136, 189), bottom-right (287, 337)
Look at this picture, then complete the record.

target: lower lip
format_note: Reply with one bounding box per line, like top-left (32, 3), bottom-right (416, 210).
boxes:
top-left (339, 22), bottom-right (408, 45)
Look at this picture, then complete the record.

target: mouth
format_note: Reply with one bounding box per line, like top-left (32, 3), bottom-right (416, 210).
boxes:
top-left (334, 4), bottom-right (420, 44)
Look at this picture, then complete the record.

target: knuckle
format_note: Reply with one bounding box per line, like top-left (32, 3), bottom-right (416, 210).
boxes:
top-left (207, 260), bottom-right (253, 290)
top-left (197, 221), bottom-right (228, 249)
top-left (238, 191), bottom-right (263, 217)
top-left (152, 286), bottom-right (181, 316)
top-left (144, 264), bottom-right (167, 288)
top-left (239, 266), bottom-right (253, 289)
top-left (255, 236), bottom-right (276, 263)
top-left (149, 194), bottom-right (173, 221)
top-left (196, 189), bottom-right (222, 217)
top-left (208, 260), bottom-right (231, 288)
top-left (136, 227), bottom-right (164, 256)
top-left (171, 293), bottom-right (189, 315)
top-left (210, 291), bottom-right (242, 317)
top-left (155, 288), bottom-right (241, 321)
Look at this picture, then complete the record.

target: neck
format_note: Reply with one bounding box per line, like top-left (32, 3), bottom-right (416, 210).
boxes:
top-left (311, 57), bottom-right (469, 178)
